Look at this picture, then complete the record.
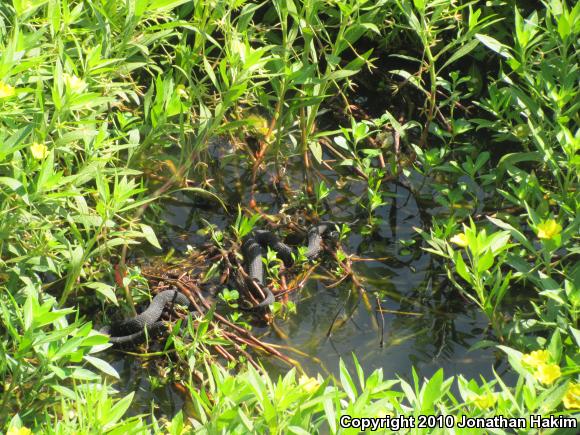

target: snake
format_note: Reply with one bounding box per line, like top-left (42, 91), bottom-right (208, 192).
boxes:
top-left (101, 289), bottom-right (193, 345)
top-left (104, 222), bottom-right (336, 345)
top-left (240, 222), bottom-right (337, 309)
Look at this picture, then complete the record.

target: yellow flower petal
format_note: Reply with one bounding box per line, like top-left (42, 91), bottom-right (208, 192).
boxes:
top-left (536, 219), bottom-right (562, 240)
top-left (0, 82), bottom-right (16, 99)
top-left (533, 363), bottom-right (561, 385)
top-left (63, 73), bottom-right (87, 93)
top-left (30, 142), bottom-right (49, 160)
top-left (470, 392), bottom-right (497, 409)
top-left (450, 233), bottom-right (469, 248)
top-left (246, 114), bottom-right (270, 138)
top-left (7, 427), bottom-right (32, 435)
top-left (299, 374), bottom-right (320, 394)
top-left (176, 84), bottom-right (188, 99)
top-left (563, 383), bottom-right (580, 410)
top-left (522, 350), bottom-right (550, 368)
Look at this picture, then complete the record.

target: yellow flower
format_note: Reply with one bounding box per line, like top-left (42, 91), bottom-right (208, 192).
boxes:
top-left (63, 73), bottom-right (87, 93)
top-left (534, 363), bottom-right (561, 385)
top-left (513, 124), bottom-right (530, 138)
top-left (0, 82), bottom-right (16, 98)
top-left (7, 426), bottom-right (32, 435)
top-left (470, 392), bottom-right (497, 409)
top-left (30, 142), bottom-right (49, 160)
top-left (176, 84), bottom-right (188, 99)
top-left (563, 383), bottom-right (580, 410)
top-left (372, 409), bottom-right (394, 419)
top-left (522, 350), bottom-right (550, 368)
top-left (536, 219), bottom-right (562, 240)
top-left (246, 114), bottom-right (271, 138)
top-left (299, 374), bottom-right (320, 394)
top-left (450, 233), bottom-right (469, 248)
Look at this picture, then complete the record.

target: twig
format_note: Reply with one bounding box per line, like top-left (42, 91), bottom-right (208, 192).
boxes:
top-left (374, 294), bottom-right (385, 348)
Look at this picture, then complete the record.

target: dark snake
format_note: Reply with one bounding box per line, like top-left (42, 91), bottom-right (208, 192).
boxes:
top-left (241, 222), bottom-right (336, 308)
top-left (103, 222), bottom-right (336, 345)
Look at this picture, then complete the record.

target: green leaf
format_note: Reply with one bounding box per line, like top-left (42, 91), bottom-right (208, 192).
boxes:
top-left (485, 231), bottom-right (511, 256)
top-left (413, 0), bottom-right (425, 13)
top-left (51, 385), bottom-right (76, 400)
top-left (83, 355), bottom-right (120, 379)
top-left (237, 408), bottom-right (254, 432)
top-left (454, 252), bottom-right (472, 284)
top-left (537, 382), bottom-right (569, 413)
top-left (399, 378), bottom-right (416, 406)
top-left (477, 249), bottom-right (494, 273)
top-left (339, 360), bottom-right (357, 402)
top-left (34, 307), bottom-right (75, 328)
top-left (70, 367), bottom-right (101, 381)
top-left (333, 136), bottom-right (349, 150)
top-left (323, 396), bottom-right (337, 434)
top-left (547, 330), bottom-right (562, 364)
top-left (439, 39), bottom-right (480, 72)
top-left (569, 327), bottom-right (580, 348)
top-left (496, 152), bottom-right (541, 181)
top-left (309, 140), bottom-right (323, 164)
top-left (0, 125), bottom-right (33, 162)
top-left (475, 34), bottom-right (512, 58)
top-left (36, 150), bottom-right (54, 192)
top-left (420, 369), bottom-right (444, 413)
top-left (0, 176), bottom-right (24, 191)
top-left (497, 345), bottom-right (527, 376)
top-left (84, 282), bottom-right (118, 305)
top-left (492, 271), bottom-right (511, 307)
top-left (140, 224), bottom-right (161, 249)
top-left (61, 245), bottom-right (85, 305)
top-left (288, 426), bottom-right (311, 435)
top-left (179, 187), bottom-right (228, 212)
top-left (82, 333), bottom-right (110, 348)
top-left (103, 392), bottom-right (135, 429)
top-left (23, 294), bottom-right (35, 330)
top-left (487, 216), bottom-right (535, 252)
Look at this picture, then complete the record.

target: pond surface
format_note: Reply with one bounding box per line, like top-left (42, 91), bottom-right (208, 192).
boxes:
top-left (110, 148), bottom-right (513, 419)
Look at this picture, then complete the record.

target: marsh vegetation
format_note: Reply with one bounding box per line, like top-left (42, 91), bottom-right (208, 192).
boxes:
top-left (0, 0), bottom-right (578, 433)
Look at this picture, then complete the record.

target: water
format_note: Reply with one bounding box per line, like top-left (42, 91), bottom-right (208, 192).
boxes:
top-left (109, 150), bottom-right (513, 419)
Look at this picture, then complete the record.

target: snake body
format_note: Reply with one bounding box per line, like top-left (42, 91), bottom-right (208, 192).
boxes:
top-left (108, 290), bottom-right (192, 336)
top-left (241, 222), bottom-right (336, 308)
top-left (103, 290), bottom-right (193, 345)
top-left (105, 222), bottom-right (336, 344)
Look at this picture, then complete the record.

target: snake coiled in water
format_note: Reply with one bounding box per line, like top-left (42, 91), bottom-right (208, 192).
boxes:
top-left (241, 222), bottom-right (336, 308)
top-left (102, 290), bottom-right (193, 345)
top-left (104, 222), bottom-right (336, 345)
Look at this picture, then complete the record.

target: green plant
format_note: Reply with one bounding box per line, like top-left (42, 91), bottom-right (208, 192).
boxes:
top-left (365, 169), bottom-right (387, 226)
top-left (38, 385), bottom-right (146, 434)
top-left (412, 4), bottom-right (579, 424)
top-left (263, 0), bottom-right (381, 168)
top-left (264, 246), bottom-right (283, 282)
top-left (0, 291), bottom-right (116, 424)
top-left (393, 0), bottom-right (498, 147)
top-left (332, 117), bottom-right (379, 176)
top-left (1, 0), bottom-right (578, 431)
top-left (231, 205), bottom-right (261, 241)
top-left (219, 288), bottom-right (240, 309)
top-left (175, 354), bottom-right (579, 434)
top-left (312, 180), bottom-right (331, 214)
top-left (419, 220), bottom-right (513, 338)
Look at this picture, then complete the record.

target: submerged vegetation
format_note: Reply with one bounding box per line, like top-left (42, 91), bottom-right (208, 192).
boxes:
top-left (0, 0), bottom-right (578, 433)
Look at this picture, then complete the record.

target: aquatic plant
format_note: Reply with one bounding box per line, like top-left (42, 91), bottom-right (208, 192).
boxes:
top-left (0, 0), bottom-right (578, 432)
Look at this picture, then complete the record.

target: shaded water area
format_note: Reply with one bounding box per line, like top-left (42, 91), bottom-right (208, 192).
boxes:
top-left (110, 146), bottom-right (514, 418)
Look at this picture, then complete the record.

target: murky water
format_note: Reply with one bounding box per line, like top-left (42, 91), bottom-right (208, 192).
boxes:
top-left (110, 149), bottom-right (513, 419)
